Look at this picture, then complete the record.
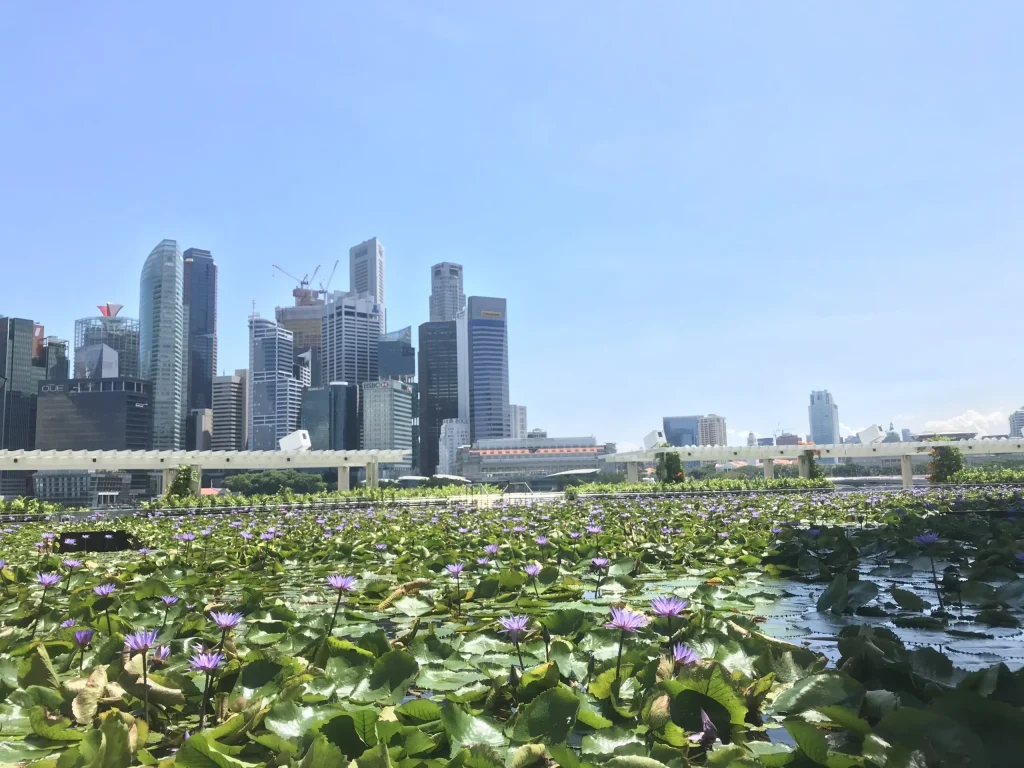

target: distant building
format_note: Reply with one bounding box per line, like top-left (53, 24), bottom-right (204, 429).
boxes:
top-left (1, 317), bottom-right (46, 450)
top-left (43, 337), bottom-right (69, 380)
top-left (212, 370), bottom-right (248, 451)
top-left (663, 416), bottom-right (701, 447)
top-left (186, 408), bottom-right (213, 451)
top-left (698, 415), bottom-right (727, 446)
top-left (35, 379), bottom-right (153, 451)
top-left (808, 390), bottom-right (840, 447)
top-left (249, 315), bottom-right (303, 451)
top-left (418, 321), bottom-right (459, 475)
top-left (379, 326), bottom-right (415, 381)
top-left (78, 345), bottom-right (119, 380)
top-left (350, 237), bottom-right (386, 324)
top-left (1010, 408), bottom-right (1024, 439)
top-left (302, 382), bottom-right (359, 450)
top-left (361, 379), bottom-right (413, 475)
top-left (74, 304), bottom-right (140, 379)
top-left (911, 431), bottom-right (977, 442)
top-left (438, 418), bottom-right (469, 475)
top-left (528, 428), bottom-right (548, 439)
top-left (757, 437), bottom-right (775, 447)
top-left (457, 297), bottom-right (510, 441)
top-left (746, 432), bottom-right (757, 447)
top-left (776, 432), bottom-right (801, 446)
top-left (510, 404), bottom-right (528, 439)
top-left (321, 291), bottom-right (382, 386)
top-left (456, 435), bottom-right (615, 483)
top-left (643, 429), bottom-right (666, 450)
top-left (430, 262), bottom-right (465, 322)
top-left (276, 301), bottom-right (325, 389)
top-left (183, 248), bottom-right (218, 422)
top-left (901, 428), bottom-right (913, 442)
top-left (34, 471), bottom-right (132, 508)
top-left (139, 240), bottom-right (186, 449)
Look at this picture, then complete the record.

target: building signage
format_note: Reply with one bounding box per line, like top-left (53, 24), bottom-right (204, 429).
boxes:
top-left (40, 384), bottom-right (65, 393)
top-left (480, 311), bottom-right (503, 319)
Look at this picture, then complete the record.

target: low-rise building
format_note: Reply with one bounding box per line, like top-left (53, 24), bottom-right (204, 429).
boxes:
top-left (455, 435), bottom-right (616, 483)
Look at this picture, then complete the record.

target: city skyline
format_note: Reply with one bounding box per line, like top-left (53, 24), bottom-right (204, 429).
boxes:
top-left (2, 4), bottom-right (1022, 449)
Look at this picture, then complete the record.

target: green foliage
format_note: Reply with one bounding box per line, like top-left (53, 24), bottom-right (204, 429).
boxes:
top-left (803, 450), bottom-right (826, 481)
top-left (166, 464), bottom-right (198, 498)
top-left (951, 466), bottom-right (1024, 485)
top-left (223, 469), bottom-right (328, 495)
top-left (655, 452), bottom-right (685, 484)
top-left (930, 443), bottom-right (966, 483)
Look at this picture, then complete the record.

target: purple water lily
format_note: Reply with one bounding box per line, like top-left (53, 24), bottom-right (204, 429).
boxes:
top-left (445, 563), bottom-right (465, 577)
top-left (605, 607), bottom-right (649, 632)
top-left (190, 650), bottom-right (225, 730)
top-left (484, 544), bottom-right (499, 555)
top-left (327, 575), bottom-right (357, 592)
top-left (524, 563), bottom-right (542, 578)
top-left (673, 643), bottom-right (699, 666)
top-left (498, 614), bottom-right (530, 670)
top-left (75, 629), bottom-right (94, 647)
top-left (93, 583), bottom-right (116, 597)
top-left (61, 618), bottom-right (76, 629)
top-left (914, 532), bottom-right (939, 547)
top-left (37, 572), bottom-right (61, 589)
top-left (125, 629), bottom-right (159, 652)
top-left (651, 596), bottom-right (689, 617)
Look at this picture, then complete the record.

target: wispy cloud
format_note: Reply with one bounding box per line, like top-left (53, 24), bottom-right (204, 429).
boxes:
top-left (924, 410), bottom-right (1007, 436)
top-left (840, 422), bottom-right (866, 436)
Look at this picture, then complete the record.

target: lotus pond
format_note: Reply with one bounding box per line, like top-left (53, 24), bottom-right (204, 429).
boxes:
top-left (2, 486), bottom-right (1024, 767)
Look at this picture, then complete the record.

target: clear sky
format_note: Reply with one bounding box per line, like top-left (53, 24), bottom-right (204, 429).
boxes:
top-left (2, 2), bottom-right (1022, 449)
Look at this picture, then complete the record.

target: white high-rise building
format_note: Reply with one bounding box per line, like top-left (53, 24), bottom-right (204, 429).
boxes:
top-left (438, 418), bottom-right (470, 475)
top-left (139, 239), bottom-right (186, 449)
top-left (429, 262), bottom-right (465, 322)
top-left (457, 297), bottom-right (510, 441)
top-left (248, 315), bottom-right (303, 450)
top-left (698, 414), bottom-right (727, 446)
top-left (361, 380), bottom-right (413, 475)
top-left (510, 404), bottom-right (528, 439)
top-left (349, 238), bottom-right (385, 325)
top-left (1010, 408), bottom-right (1024, 438)
top-left (212, 369), bottom-right (248, 451)
top-left (808, 390), bottom-right (841, 445)
top-left (321, 291), bottom-right (382, 386)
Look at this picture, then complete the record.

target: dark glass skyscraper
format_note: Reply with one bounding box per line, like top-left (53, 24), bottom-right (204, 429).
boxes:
top-left (457, 297), bottom-right (510, 442)
top-left (301, 382), bottom-right (359, 450)
top-left (184, 248), bottom-right (218, 416)
top-left (663, 416), bottom-right (701, 447)
top-left (35, 379), bottom-right (153, 450)
top-left (44, 337), bottom-right (70, 380)
top-left (379, 326), bottom-right (415, 380)
top-left (0, 317), bottom-right (46, 450)
top-left (74, 305), bottom-right (140, 379)
top-left (418, 321), bottom-right (459, 476)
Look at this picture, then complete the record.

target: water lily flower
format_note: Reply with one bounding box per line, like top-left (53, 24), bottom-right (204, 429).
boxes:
top-left (605, 607), bottom-right (649, 632)
top-left (524, 563), bottom-right (542, 578)
top-left (651, 596), bottom-right (689, 618)
top-left (591, 557), bottom-right (610, 569)
top-left (673, 643), bottom-right (699, 666)
top-left (37, 572), bottom-right (61, 589)
top-left (484, 544), bottom-right (499, 555)
top-left (61, 618), bottom-right (76, 628)
top-left (445, 563), bottom-right (465, 577)
top-left (161, 595), bottom-right (179, 606)
top-left (93, 583), bottom-right (116, 597)
top-left (189, 650), bottom-right (224, 673)
top-left (125, 629), bottom-right (159, 652)
top-left (914, 532), bottom-right (939, 547)
top-left (327, 575), bottom-right (357, 592)
top-left (74, 629), bottom-right (94, 647)
top-left (209, 611), bottom-right (243, 629)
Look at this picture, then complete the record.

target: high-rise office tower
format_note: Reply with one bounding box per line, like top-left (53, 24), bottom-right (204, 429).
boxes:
top-left (249, 315), bottom-right (303, 450)
top-left (510, 404), bottom-right (528, 439)
top-left (457, 297), bottom-right (510, 442)
top-left (901, 428), bottom-right (913, 442)
top-left (379, 326), bottom-right (416, 381)
top-left (183, 248), bottom-right (217, 419)
top-left (302, 382), bottom-right (359, 450)
top-left (808, 390), bottom-right (840, 446)
top-left (139, 240), bottom-right (186, 449)
top-left (0, 317), bottom-right (46, 450)
top-left (418, 321), bottom-right (459, 475)
top-left (74, 304), bottom-right (140, 379)
top-left (212, 369), bottom-right (248, 450)
top-left (43, 337), bottom-right (70, 380)
top-left (663, 416), bottom-right (702, 447)
top-left (698, 414), bottom-right (727, 446)
top-left (429, 262), bottom-right (465, 322)
top-left (746, 431), bottom-right (757, 447)
top-left (349, 237), bottom-right (385, 325)
top-left (438, 418), bottom-right (469, 475)
top-left (361, 379), bottom-right (413, 475)
top-left (1010, 409), bottom-right (1024, 439)
top-left (276, 302), bottom-right (325, 389)
top-left (321, 291), bottom-right (382, 386)
top-left (36, 378), bottom-right (153, 451)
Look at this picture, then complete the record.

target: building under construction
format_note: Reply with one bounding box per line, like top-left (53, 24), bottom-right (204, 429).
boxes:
top-left (272, 261), bottom-right (339, 389)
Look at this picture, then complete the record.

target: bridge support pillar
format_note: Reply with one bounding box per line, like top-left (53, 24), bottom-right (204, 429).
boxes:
top-left (626, 461), bottom-right (639, 483)
top-left (798, 454), bottom-right (811, 479)
top-left (901, 455), bottom-right (914, 490)
top-left (337, 466), bottom-right (350, 492)
top-left (366, 462), bottom-right (379, 489)
top-left (160, 469), bottom-right (172, 496)
top-left (763, 458), bottom-right (775, 480)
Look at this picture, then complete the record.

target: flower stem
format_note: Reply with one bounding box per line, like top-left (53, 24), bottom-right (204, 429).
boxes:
top-left (141, 650), bottom-right (149, 723)
top-left (514, 639), bottom-right (525, 672)
top-left (327, 591), bottom-right (343, 636)
top-left (614, 629), bottom-right (625, 690)
top-left (105, 607), bottom-right (112, 636)
top-left (199, 671), bottom-right (212, 730)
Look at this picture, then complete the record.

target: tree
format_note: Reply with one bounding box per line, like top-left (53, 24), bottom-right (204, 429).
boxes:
top-left (166, 465), bottom-right (197, 498)
top-left (803, 451), bottom-right (826, 481)
top-left (222, 470), bottom-right (327, 495)
top-left (656, 452), bottom-right (685, 484)
top-left (929, 443), bottom-right (965, 483)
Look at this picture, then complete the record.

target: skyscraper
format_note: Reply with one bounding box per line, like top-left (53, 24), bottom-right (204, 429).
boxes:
top-left (419, 321), bottom-right (459, 476)
top-left (36, 379), bottom-right (153, 451)
top-left (43, 337), bottom-right (69, 380)
top-left (429, 262), bottom-right (465, 322)
top-left (74, 304), bottom-right (140, 379)
top-left (379, 326), bottom-right (416, 381)
top-left (457, 297), bottom-right (510, 442)
top-left (438, 418), bottom-right (469, 475)
top-left (1010, 409), bottom-right (1024, 439)
top-left (276, 302), bottom-right (325, 388)
top-left (301, 382), bottom-right (359, 450)
top-left (361, 379), bottom-right (413, 475)
top-left (0, 317), bottom-right (46, 450)
top-left (249, 315), bottom-right (303, 450)
top-left (212, 370), bottom-right (248, 451)
top-left (321, 291), bottom-right (382, 386)
top-left (183, 248), bottom-right (218, 417)
top-left (139, 240), bottom-right (185, 449)
top-left (510, 404), bottom-right (528, 439)
top-left (663, 416), bottom-right (701, 447)
top-left (349, 238), bottom-right (385, 323)
top-left (698, 414), bottom-right (727, 446)
top-left (808, 390), bottom-right (840, 446)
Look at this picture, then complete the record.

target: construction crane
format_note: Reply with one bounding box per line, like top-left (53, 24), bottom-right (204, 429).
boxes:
top-left (319, 259), bottom-right (340, 299)
top-left (273, 264), bottom-right (322, 306)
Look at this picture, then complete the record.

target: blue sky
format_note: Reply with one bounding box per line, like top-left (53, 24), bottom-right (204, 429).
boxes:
top-left (2, 2), bottom-right (1022, 448)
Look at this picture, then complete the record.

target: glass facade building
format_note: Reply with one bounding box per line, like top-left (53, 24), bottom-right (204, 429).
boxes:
top-left (418, 321), bottom-right (459, 475)
top-left (74, 313), bottom-right (140, 379)
top-left (301, 382), bottom-right (359, 450)
top-left (379, 326), bottom-right (415, 380)
top-left (183, 248), bottom-right (218, 417)
top-left (139, 240), bottom-right (185, 449)
top-left (663, 416), bottom-right (701, 447)
top-left (35, 378), bottom-right (153, 450)
top-left (361, 379), bottom-right (413, 475)
top-left (44, 337), bottom-right (70, 380)
top-left (457, 297), bottom-right (510, 442)
top-left (249, 315), bottom-right (302, 450)
top-left (321, 291), bottom-right (382, 386)
top-left (429, 262), bottom-right (465, 322)
top-left (0, 317), bottom-right (46, 451)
